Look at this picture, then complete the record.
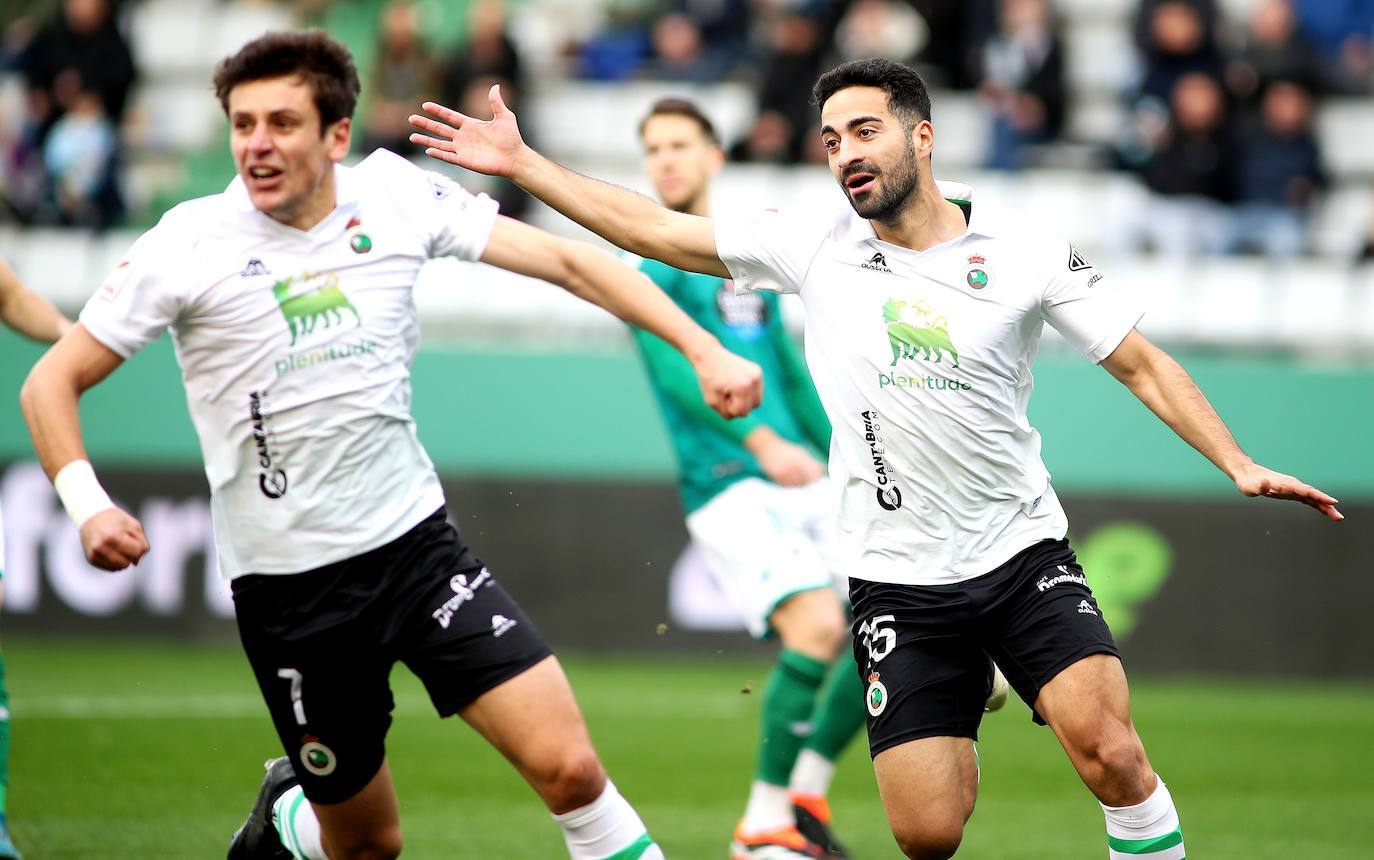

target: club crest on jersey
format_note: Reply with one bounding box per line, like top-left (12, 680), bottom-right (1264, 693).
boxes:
top-left (866, 678), bottom-right (888, 716)
top-left (883, 298), bottom-right (959, 368)
top-left (299, 738), bottom-right (337, 776)
top-left (271, 272), bottom-right (362, 346)
top-left (964, 254), bottom-right (990, 291)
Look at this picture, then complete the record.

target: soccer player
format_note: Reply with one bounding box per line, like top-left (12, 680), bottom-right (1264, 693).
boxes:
top-left (629, 98), bottom-right (864, 859)
top-left (0, 257), bottom-right (71, 860)
top-left (410, 58), bottom-right (1343, 860)
top-left (19, 32), bottom-right (761, 860)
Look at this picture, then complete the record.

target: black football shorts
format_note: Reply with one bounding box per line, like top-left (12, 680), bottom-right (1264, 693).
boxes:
top-left (232, 507), bottom-right (552, 803)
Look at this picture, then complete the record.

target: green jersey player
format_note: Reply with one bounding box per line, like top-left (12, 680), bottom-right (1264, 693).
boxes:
top-left (627, 99), bottom-right (864, 859)
top-left (0, 256), bottom-right (71, 860)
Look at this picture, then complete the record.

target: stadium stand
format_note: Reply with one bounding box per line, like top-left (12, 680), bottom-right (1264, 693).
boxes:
top-left (0, 0), bottom-right (1371, 355)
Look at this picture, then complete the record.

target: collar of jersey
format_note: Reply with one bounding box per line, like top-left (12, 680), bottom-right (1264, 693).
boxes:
top-left (839, 178), bottom-right (996, 251)
top-left (224, 162), bottom-right (361, 240)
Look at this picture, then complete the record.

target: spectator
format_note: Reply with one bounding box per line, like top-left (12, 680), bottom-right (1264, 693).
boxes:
top-left (833, 0), bottom-right (926, 64)
top-left (443, 0), bottom-right (524, 108)
top-left (641, 12), bottom-right (725, 82)
top-left (1291, 0), bottom-right (1374, 92)
top-left (727, 109), bottom-right (796, 164)
top-left (978, 0), bottom-right (1067, 170)
top-left (1133, 0), bottom-right (1224, 105)
top-left (747, 4), bottom-right (834, 164)
top-left (1226, 0), bottom-right (1322, 108)
top-left (1120, 72), bottom-right (1235, 257)
top-left (42, 82), bottom-right (117, 227)
top-left (904, 0), bottom-right (997, 89)
top-left (1227, 80), bottom-right (1324, 258)
top-left (575, 1), bottom-right (651, 81)
top-left (666, 0), bottom-right (750, 75)
top-left (361, 1), bottom-right (440, 155)
top-left (19, 0), bottom-right (135, 138)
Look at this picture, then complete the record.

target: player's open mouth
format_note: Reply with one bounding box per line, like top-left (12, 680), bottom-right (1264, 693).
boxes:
top-left (246, 166), bottom-right (284, 188)
top-left (846, 173), bottom-right (876, 195)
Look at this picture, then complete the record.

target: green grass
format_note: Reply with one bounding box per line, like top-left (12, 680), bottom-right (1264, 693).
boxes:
top-left (5, 639), bottom-right (1373, 858)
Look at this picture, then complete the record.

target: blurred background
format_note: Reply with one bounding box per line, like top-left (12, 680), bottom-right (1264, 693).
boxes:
top-left (0, 2), bottom-right (1371, 855)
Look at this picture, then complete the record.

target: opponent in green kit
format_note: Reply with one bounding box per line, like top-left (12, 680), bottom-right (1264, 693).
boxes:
top-left (0, 257), bottom-right (72, 859)
top-left (628, 99), bottom-right (863, 860)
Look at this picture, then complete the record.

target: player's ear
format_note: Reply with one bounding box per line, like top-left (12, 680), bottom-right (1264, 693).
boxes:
top-left (326, 117), bottom-right (352, 162)
top-left (913, 118), bottom-right (934, 159)
top-left (708, 144), bottom-right (725, 174)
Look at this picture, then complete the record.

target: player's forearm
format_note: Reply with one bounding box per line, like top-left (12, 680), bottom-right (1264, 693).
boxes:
top-left (511, 146), bottom-right (677, 260)
top-left (1120, 351), bottom-right (1253, 480)
top-left (563, 242), bottom-right (719, 365)
top-left (2, 289), bottom-right (72, 343)
top-left (637, 331), bottom-right (760, 441)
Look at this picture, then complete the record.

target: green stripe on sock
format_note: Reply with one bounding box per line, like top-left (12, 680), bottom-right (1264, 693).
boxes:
top-left (281, 789), bottom-right (307, 859)
top-left (1107, 829), bottom-right (1184, 854)
top-left (601, 833), bottom-right (656, 860)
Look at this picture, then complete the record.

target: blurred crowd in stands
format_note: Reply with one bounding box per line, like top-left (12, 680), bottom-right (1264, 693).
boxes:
top-left (2, 0), bottom-right (1374, 260)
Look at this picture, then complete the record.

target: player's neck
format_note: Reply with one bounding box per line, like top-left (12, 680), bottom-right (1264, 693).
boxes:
top-left (868, 180), bottom-right (966, 252)
top-left (271, 171), bottom-right (339, 232)
top-left (685, 190), bottom-right (711, 218)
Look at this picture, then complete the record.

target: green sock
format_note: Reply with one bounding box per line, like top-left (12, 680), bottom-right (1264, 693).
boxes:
top-left (802, 650), bottom-right (865, 763)
top-left (757, 649), bottom-right (828, 786)
top-left (0, 650), bottom-right (10, 814)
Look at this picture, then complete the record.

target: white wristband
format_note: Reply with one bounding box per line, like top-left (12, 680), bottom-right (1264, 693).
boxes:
top-left (53, 460), bottom-right (115, 527)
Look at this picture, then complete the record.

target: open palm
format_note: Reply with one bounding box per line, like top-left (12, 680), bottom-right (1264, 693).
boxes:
top-left (409, 84), bottom-right (525, 177)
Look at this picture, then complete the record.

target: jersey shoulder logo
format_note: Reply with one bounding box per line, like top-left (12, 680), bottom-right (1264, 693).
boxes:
top-left (271, 272), bottom-right (361, 346)
top-left (862, 251), bottom-right (893, 273)
top-left (1067, 246), bottom-right (1092, 272)
top-left (240, 258), bottom-right (270, 277)
top-left (883, 298), bottom-right (959, 368)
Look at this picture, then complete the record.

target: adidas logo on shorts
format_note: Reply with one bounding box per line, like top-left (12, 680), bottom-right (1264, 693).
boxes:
top-left (1077, 599), bottom-right (1098, 616)
top-left (491, 614), bottom-right (518, 637)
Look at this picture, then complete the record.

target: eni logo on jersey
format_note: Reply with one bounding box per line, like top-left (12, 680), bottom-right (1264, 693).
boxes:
top-left (271, 272), bottom-right (361, 346)
top-left (878, 298), bottom-right (975, 393)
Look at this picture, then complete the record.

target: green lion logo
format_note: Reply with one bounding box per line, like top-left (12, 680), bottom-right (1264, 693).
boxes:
top-left (271, 273), bottom-right (361, 346)
top-left (883, 298), bottom-right (960, 368)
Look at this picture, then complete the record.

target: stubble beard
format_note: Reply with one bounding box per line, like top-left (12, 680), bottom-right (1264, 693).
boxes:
top-left (844, 136), bottom-right (920, 225)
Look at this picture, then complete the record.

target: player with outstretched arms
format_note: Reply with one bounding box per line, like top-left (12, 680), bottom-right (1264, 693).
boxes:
top-left (20, 32), bottom-right (760, 860)
top-left (410, 58), bottom-right (1341, 859)
top-left (0, 257), bottom-right (72, 860)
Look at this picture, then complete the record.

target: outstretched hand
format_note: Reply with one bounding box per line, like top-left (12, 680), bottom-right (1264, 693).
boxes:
top-left (408, 85), bottom-right (526, 178)
top-left (1234, 462), bottom-right (1343, 521)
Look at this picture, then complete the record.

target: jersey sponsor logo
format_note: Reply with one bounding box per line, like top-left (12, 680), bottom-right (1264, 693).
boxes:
top-left (965, 254), bottom-right (991, 290)
top-left (491, 614), bottom-right (518, 637)
top-left (432, 568), bottom-right (492, 629)
top-left (274, 339), bottom-right (379, 378)
top-left (1086, 272), bottom-right (1103, 288)
top-left (1067, 246), bottom-right (1092, 272)
top-left (272, 273), bottom-right (362, 346)
top-left (240, 258), bottom-right (270, 277)
top-left (1037, 565), bottom-right (1087, 592)
top-left (861, 411), bottom-right (903, 511)
top-left (715, 284), bottom-right (767, 336)
top-left (249, 390), bottom-right (288, 499)
top-left (861, 251), bottom-right (893, 273)
top-left (883, 298), bottom-right (960, 368)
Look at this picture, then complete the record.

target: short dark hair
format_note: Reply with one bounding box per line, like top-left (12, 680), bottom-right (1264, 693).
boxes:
top-left (213, 31), bottom-right (361, 130)
top-left (639, 97), bottom-right (720, 145)
top-left (812, 59), bottom-right (932, 130)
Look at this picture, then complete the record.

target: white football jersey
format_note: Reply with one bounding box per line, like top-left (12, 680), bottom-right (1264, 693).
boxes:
top-left (715, 181), bottom-right (1142, 586)
top-left (80, 150), bottom-right (498, 578)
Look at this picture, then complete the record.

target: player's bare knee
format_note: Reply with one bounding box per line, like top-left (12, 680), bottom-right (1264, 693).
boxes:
top-left (774, 593), bottom-right (847, 658)
top-left (540, 746), bottom-right (607, 813)
top-left (892, 817), bottom-right (964, 860)
top-left (1075, 728), bottom-right (1149, 797)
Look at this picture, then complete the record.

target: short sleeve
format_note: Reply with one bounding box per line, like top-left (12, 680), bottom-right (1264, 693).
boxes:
top-left (1041, 241), bottom-right (1143, 364)
top-left (79, 222), bottom-right (188, 358)
top-left (422, 170), bottom-right (500, 262)
top-left (714, 209), bottom-right (825, 295)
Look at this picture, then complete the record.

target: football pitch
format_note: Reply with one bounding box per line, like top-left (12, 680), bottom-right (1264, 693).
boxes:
top-left (5, 639), bottom-right (1371, 859)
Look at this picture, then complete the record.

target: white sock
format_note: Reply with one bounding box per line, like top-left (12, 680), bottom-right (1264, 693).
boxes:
top-left (787, 749), bottom-right (837, 797)
top-left (1101, 775), bottom-right (1185, 860)
top-left (553, 779), bottom-right (663, 860)
top-left (272, 784), bottom-right (327, 860)
top-left (740, 780), bottom-right (793, 834)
